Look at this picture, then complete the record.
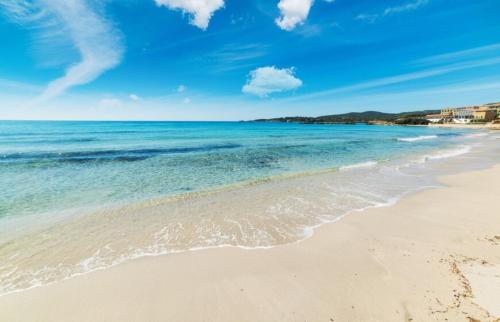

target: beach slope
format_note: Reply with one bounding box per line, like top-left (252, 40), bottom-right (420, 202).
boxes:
top-left (1, 165), bottom-right (499, 322)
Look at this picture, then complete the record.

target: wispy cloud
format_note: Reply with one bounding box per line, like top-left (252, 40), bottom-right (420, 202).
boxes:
top-left (418, 81), bottom-right (500, 95)
top-left (284, 57), bottom-right (500, 102)
top-left (1, 0), bottom-right (124, 103)
top-left (99, 97), bottom-right (123, 108)
top-left (208, 43), bottom-right (267, 63)
top-left (413, 43), bottom-right (500, 66)
top-left (384, 0), bottom-right (429, 15)
top-left (201, 43), bottom-right (268, 73)
top-left (305, 79), bottom-right (500, 114)
top-left (0, 77), bottom-right (42, 92)
top-left (357, 0), bottom-right (430, 24)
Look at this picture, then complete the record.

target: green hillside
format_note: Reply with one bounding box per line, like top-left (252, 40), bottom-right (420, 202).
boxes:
top-left (254, 110), bottom-right (440, 125)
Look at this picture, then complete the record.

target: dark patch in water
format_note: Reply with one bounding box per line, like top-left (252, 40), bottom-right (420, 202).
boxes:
top-left (438, 133), bottom-right (461, 137)
top-left (0, 143), bottom-right (243, 165)
top-left (47, 138), bottom-right (98, 143)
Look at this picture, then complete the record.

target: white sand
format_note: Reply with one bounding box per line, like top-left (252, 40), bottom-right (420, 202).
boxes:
top-left (1, 165), bottom-right (499, 322)
top-left (463, 263), bottom-right (500, 317)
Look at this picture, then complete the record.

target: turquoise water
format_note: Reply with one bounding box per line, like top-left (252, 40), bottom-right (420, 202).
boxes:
top-left (3, 121), bottom-right (499, 296)
top-left (0, 121), bottom-right (468, 227)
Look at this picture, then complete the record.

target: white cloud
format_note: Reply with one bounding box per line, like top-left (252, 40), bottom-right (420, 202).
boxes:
top-left (242, 66), bottom-right (302, 97)
top-left (154, 0), bottom-right (224, 30)
top-left (183, 97), bottom-right (192, 104)
top-left (1, 0), bottom-right (124, 102)
top-left (129, 94), bottom-right (141, 101)
top-left (275, 0), bottom-right (314, 31)
top-left (99, 98), bottom-right (123, 108)
top-left (384, 0), bottom-right (429, 16)
top-left (177, 84), bottom-right (188, 92)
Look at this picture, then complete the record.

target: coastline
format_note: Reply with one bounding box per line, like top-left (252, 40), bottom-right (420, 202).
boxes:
top-left (429, 123), bottom-right (500, 130)
top-left (252, 120), bottom-right (500, 130)
top-left (1, 163), bottom-right (499, 321)
top-left (3, 134), bottom-right (494, 297)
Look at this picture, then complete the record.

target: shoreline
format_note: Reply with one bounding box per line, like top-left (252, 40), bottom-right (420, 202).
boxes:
top-left (1, 140), bottom-right (487, 297)
top-left (429, 123), bottom-right (500, 130)
top-left (1, 162), bottom-right (499, 321)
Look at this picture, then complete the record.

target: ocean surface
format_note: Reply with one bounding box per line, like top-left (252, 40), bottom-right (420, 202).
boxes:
top-left (1, 121), bottom-right (499, 295)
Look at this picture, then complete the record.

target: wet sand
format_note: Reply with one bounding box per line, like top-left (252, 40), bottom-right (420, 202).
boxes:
top-left (1, 165), bottom-right (499, 322)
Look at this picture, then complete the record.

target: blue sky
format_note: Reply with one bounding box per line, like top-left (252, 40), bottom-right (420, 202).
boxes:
top-left (0, 0), bottom-right (499, 120)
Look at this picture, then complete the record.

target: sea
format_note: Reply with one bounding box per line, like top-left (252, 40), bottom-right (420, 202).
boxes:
top-left (1, 121), bottom-right (499, 295)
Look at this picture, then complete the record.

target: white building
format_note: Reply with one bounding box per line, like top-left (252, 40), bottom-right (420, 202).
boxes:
top-left (426, 114), bottom-right (445, 123)
top-left (453, 108), bottom-right (473, 123)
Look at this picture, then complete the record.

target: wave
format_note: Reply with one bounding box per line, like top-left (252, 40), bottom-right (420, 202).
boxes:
top-left (340, 161), bottom-right (378, 171)
top-left (397, 145), bottom-right (473, 169)
top-left (423, 145), bottom-right (471, 161)
top-left (397, 135), bottom-right (438, 142)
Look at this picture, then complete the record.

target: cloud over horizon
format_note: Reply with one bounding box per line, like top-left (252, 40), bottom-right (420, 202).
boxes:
top-left (242, 66), bottom-right (302, 97)
top-left (99, 97), bottom-right (123, 108)
top-left (129, 94), bottom-right (141, 101)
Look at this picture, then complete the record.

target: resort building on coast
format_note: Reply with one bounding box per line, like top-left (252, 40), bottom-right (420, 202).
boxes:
top-left (426, 103), bottom-right (500, 124)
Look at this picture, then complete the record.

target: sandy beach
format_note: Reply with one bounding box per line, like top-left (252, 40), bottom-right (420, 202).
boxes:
top-left (2, 0), bottom-right (499, 320)
top-left (429, 123), bottom-right (500, 130)
top-left (1, 163), bottom-right (499, 321)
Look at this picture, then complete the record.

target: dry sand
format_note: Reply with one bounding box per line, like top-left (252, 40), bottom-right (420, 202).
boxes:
top-left (429, 123), bottom-right (500, 130)
top-left (1, 165), bottom-right (499, 322)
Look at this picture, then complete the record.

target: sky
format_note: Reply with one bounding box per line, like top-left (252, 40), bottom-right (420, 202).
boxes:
top-left (0, 0), bottom-right (499, 121)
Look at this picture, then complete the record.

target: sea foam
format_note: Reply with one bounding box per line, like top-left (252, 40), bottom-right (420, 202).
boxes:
top-left (340, 161), bottom-right (378, 171)
top-left (397, 135), bottom-right (438, 142)
top-left (423, 145), bottom-right (471, 161)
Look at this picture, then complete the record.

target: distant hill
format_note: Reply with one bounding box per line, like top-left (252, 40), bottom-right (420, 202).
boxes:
top-left (254, 110), bottom-right (440, 125)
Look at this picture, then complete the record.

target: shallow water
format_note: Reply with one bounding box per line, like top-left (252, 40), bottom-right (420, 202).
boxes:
top-left (0, 122), bottom-right (470, 228)
top-left (1, 121), bottom-right (499, 296)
